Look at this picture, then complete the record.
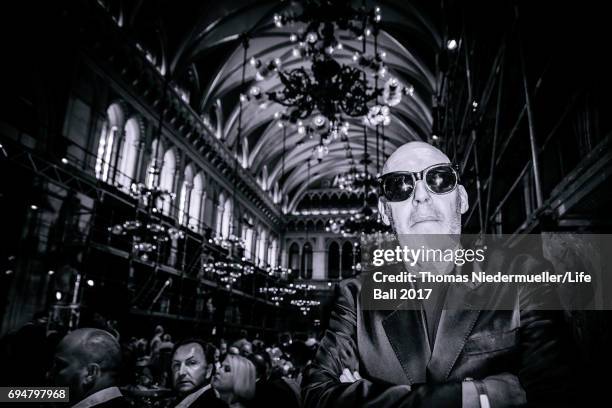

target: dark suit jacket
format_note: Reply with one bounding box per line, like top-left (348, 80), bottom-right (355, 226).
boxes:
top-left (182, 388), bottom-right (228, 408)
top-left (89, 396), bottom-right (131, 408)
top-left (302, 251), bottom-right (575, 407)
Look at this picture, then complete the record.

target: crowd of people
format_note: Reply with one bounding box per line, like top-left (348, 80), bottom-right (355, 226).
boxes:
top-left (0, 314), bottom-right (319, 408)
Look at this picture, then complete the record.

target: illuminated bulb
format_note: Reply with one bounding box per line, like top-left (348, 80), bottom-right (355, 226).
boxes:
top-left (87, 279), bottom-right (94, 287)
top-left (298, 126), bottom-right (306, 135)
top-left (48, 270), bottom-right (55, 275)
top-left (55, 291), bottom-right (62, 301)
top-left (447, 39), bottom-right (458, 50)
top-left (336, 42), bottom-right (343, 50)
top-left (352, 52), bottom-right (360, 62)
top-left (289, 34), bottom-right (298, 42)
top-left (249, 57), bottom-right (257, 66)
top-left (61, 157), bottom-right (69, 164)
top-left (432, 134), bottom-right (439, 140)
top-left (365, 28), bottom-right (371, 36)
top-left (30, 204), bottom-right (38, 211)
top-left (306, 32), bottom-right (318, 44)
top-left (249, 86), bottom-right (261, 96)
top-left (292, 48), bottom-right (301, 58)
top-left (313, 114), bottom-right (326, 127)
top-left (239, 94), bottom-right (247, 103)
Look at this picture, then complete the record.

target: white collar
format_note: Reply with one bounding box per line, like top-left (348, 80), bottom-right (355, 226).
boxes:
top-left (72, 386), bottom-right (122, 408)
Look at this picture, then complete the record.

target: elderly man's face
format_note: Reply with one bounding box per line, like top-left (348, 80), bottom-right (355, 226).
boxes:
top-left (172, 343), bottom-right (210, 395)
top-left (379, 143), bottom-right (468, 235)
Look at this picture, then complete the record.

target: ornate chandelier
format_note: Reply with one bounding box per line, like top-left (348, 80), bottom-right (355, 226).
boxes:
top-left (244, 0), bottom-right (413, 148)
top-left (109, 183), bottom-right (184, 261)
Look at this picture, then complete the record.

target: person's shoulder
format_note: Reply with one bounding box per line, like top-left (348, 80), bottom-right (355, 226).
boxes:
top-left (334, 275), bottom-right (367, 298)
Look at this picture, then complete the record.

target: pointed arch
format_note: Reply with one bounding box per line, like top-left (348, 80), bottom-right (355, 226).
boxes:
top-left (95, 103), bottom-right (125, 182)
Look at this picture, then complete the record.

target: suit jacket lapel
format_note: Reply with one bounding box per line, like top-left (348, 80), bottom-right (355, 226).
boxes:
top-left (428, 307), bottom-right (480, 381)
top-left (382, 308), bottom-right (430, 384)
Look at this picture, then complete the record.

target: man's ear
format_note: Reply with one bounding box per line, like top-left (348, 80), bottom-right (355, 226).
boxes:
top-left (378, 198), bottom-right (391, 226)
top-left (83, 363), bottom-right (100, 387)
top-left (458, 185), bottom-right (469, 214)
top-left (205, 364), bottom-right (214, 380)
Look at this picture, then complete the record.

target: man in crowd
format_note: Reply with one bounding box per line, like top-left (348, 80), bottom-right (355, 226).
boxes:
top-left (51, 328), bottom-right (128, 408)
top-left (171, 338), bottom-right (227, 408)
top-left (302, 141), bottom-right (574, 407)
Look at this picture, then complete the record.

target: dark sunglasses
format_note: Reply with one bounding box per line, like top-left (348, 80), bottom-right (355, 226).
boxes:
top-left (378, 163), bottom-right (459, 202)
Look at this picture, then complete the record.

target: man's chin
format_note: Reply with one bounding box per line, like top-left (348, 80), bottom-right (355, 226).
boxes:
top-left (405, 220), bottom-right (447, 235)
top-left (176, 384), bottom-right (195, 394)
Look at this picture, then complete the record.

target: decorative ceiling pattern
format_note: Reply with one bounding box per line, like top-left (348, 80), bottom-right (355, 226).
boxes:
top-left (107, 0), bottom-right (441, 213)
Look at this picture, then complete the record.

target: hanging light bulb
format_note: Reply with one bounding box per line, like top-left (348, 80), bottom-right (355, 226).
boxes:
top-left (306, 32), bottom-right (318, 44)
top-left (312, 114), bottom-right (326, 128)
top-left (273, 14), bottom-right (284, 27)
top-left (249, 86), bottom-right (261, 98)
top-left (289, 34), bottom-right (298, 42)
top-left (292, 47), bottom-right (301, 58)
top-left (383, 78), bottom-right (403, 106)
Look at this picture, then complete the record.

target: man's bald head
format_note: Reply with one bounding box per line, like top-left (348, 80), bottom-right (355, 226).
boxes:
top-left (60, 328), bottom-right (122, 374)
top-left (382, 141), bottom-right (451, 175)
top-left (52, 328), bottom-right (122, 403)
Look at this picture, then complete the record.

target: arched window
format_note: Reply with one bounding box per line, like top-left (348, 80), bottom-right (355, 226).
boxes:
top-left (258, 229), bottom-right (268, 265)
top-left (301, 242), bottom-right (313, 279)
top-left (242, 216), bottom-right (254, 260)
top-left (159, 149), bottom-right (176, 215)
top-left (221, 197), bottom-right (233, 238)
top-left (269, 238), bottom-right (278, 268)
top-left (188, 172), bottom-right (205, 231)
top-left (95, 103), bottom-right (124, 182)
top-left (115, 117), bottom-right (140, 191)
top-left (341, 242), bottom-right (354, 278)
top-left (328, 241), bottom-right (340, 279)
top-left (215, 192), bottom-right (225, 237)
top-left (289, 243), bottom-right (300, 275)
top-left (178, 165), bottom-right (194, 226)
top-left (146, 138), bottom-right (160, 188)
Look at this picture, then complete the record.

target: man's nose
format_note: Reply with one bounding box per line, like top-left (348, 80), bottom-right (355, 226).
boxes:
top-left (178, 364), bottom-right (189, 377)
top-left (412, 180), bottom-right (432, 205)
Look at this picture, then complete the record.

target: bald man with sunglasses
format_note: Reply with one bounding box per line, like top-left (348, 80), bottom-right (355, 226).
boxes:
top-left (302, 142), bottom-right (574, 407)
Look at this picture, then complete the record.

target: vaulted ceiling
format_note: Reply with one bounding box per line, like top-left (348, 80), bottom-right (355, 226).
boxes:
top-left (107, 0), bottom-right (442, 213)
